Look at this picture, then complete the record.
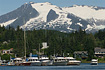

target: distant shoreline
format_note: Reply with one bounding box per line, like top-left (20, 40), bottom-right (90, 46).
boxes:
top-left (81, 60), bottom-right (105, 63)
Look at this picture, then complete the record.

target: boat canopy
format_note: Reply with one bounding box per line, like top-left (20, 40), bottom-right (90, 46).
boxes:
top-left (14, 58), bottom-right (22, 60)
top-left (28, 57), bottom-right (38, 60)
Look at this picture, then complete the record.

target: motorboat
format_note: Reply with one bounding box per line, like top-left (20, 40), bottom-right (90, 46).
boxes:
top-left (66, 57), bottom-right (81, 65)
top-left (0, 60), bottom-right (8, 66)
top-left (91, 59), bottom-right (98, 65)
top-left (39, 55), bottom-right (53, 66)
top-left (53, 57), bottom-right (68, 66)
top-left (28, 57), bottom-right (41, 66)
top-left (13, 57), bottom-right (23, 66)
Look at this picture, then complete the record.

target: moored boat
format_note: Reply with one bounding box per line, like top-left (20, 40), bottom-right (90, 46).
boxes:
top-left (13, 57), bottom-right (23, 66)
top-left (7, 58), bottom-right (15, 66)
top-left (28, 57), bottom-right (41, 66)
top-left (0, 60), bottom-right (8, 66)
top-left (19, 61), bottom-right (31, 66)
top-left (91, 59), bottom-right (98, 65)
top-left (53, 57), bottom-right (68, 66)
top-left (39, 55), bottom-right (53, 66)
top-left (66, 57), bottom-right (81, 65)
top-left (20, 21), bottom-right (31, 66)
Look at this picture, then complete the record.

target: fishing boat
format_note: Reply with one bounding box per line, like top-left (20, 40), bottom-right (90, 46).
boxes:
top-left (13, 57), bottom-right (23, 66)
top-left (28, 57), bottom-right (41, 66)
top-left (91, 59), bottom-right (98, 65)
top-left (38, 42), bottom-right (53, 66)
top-left (53, 57), bottom-right (68, 66)
top-left (66, 57), bottom-right (81, 65)
top-left (39, 55), bottom-right (53, 66)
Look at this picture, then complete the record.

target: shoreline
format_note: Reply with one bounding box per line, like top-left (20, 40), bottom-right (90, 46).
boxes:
top-left (81, 60), bottom-right (105, 63)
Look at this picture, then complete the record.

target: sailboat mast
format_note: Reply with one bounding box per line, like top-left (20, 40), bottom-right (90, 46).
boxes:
top-left (39, 44), bottom-right (40, 58)
top-left (24, 20), bottom-right (26, 60)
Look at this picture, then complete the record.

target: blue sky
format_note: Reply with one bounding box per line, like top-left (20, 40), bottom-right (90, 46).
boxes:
top-left (0, 0), bottom-right (105, 16)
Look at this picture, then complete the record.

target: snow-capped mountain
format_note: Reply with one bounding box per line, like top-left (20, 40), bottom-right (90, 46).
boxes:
top-left (0, 2), bottom-right (105, 33)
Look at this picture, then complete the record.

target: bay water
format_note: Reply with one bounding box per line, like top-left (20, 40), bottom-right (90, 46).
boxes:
top-left (0, 63), bottom-right (105, 70)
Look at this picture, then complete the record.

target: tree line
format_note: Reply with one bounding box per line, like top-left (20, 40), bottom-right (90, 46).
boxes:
top-left (0, 26), bottom-right (105, 60)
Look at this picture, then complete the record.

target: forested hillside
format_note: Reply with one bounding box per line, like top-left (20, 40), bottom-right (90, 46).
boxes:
top-left (0, 26), bottom-right (105, 60)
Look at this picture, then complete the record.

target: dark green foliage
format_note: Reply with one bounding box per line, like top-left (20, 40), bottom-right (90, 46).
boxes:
top-left (0, 26), bottom-right (105, 59)
top-left (1, 54), bottom-right (14, 60)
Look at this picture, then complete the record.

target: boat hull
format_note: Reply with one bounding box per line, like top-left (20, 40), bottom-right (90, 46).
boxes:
top-left (7, 62), bottom-right (15, 66)
top-left (67, 62), bottom-right (81, 65)
top-left (0, 63), bottom-right (7, 66)
top-left (20, 62), bottom-right (31, 66)
top-left (41, 61), bottom-right (53, 66)
top-left (31, 62), bottom-right (41, 66)
top-left (53, 61), bottom-right (67, 66)
top-left (91, 59), bottom-right (98, 65)
top-left (91, 63), bottom-right (98, 65)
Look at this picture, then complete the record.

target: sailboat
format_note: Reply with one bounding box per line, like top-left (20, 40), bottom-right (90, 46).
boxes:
top-left (19, 21), bottom-right (31, 66)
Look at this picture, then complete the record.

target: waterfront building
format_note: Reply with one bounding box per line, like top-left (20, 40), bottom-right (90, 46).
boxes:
top-left (74, 51), bottom-right (88, 59)
top-left (94, 47), bottom-right (105, 58)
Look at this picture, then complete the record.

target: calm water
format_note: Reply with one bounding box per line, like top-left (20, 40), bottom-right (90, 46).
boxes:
top-left (0, 63), bottom-right (105, 70)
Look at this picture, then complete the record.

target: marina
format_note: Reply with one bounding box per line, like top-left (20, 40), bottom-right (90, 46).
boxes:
top-left (0, 55), bottom-right (81, 66)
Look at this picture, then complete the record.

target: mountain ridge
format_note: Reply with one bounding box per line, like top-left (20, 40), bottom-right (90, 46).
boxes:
top-left (0, 2), bottom-right (105, 33)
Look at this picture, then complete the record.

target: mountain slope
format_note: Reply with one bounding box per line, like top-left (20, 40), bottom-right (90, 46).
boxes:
top-left (0, 3), bottom-right (39, 27)
top-left (47, 9), bottom-right (59, 22)
top-left (0, 2), bottom-right (105, 33)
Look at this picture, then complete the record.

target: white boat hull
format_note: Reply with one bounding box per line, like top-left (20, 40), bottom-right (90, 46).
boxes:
top-left (41, 60), bottom-right (53, 66)
top-left (67, 61), bottom-right (81, 65)
top-left (53, 61), bottom-right (68, 66)
top-left (91, 59), bottom-right (98, 65)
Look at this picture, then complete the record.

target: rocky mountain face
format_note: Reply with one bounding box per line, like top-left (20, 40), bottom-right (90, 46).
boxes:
top-left (0, 2), bottom-right (105, 33)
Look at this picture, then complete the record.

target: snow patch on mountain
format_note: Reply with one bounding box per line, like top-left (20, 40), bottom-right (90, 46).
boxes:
top-left (95, 25), bottom-right (105, 30)
top-left (63, 5), bottom-right (105, 20)
top-left (0, 18), bottom-right (17, 27)
top-left (31, 2), bottom-right (62, 22)
top-left (77, 23), bottom-right (83, 27)
top-left (85, 24), bottom-right (93, 31)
